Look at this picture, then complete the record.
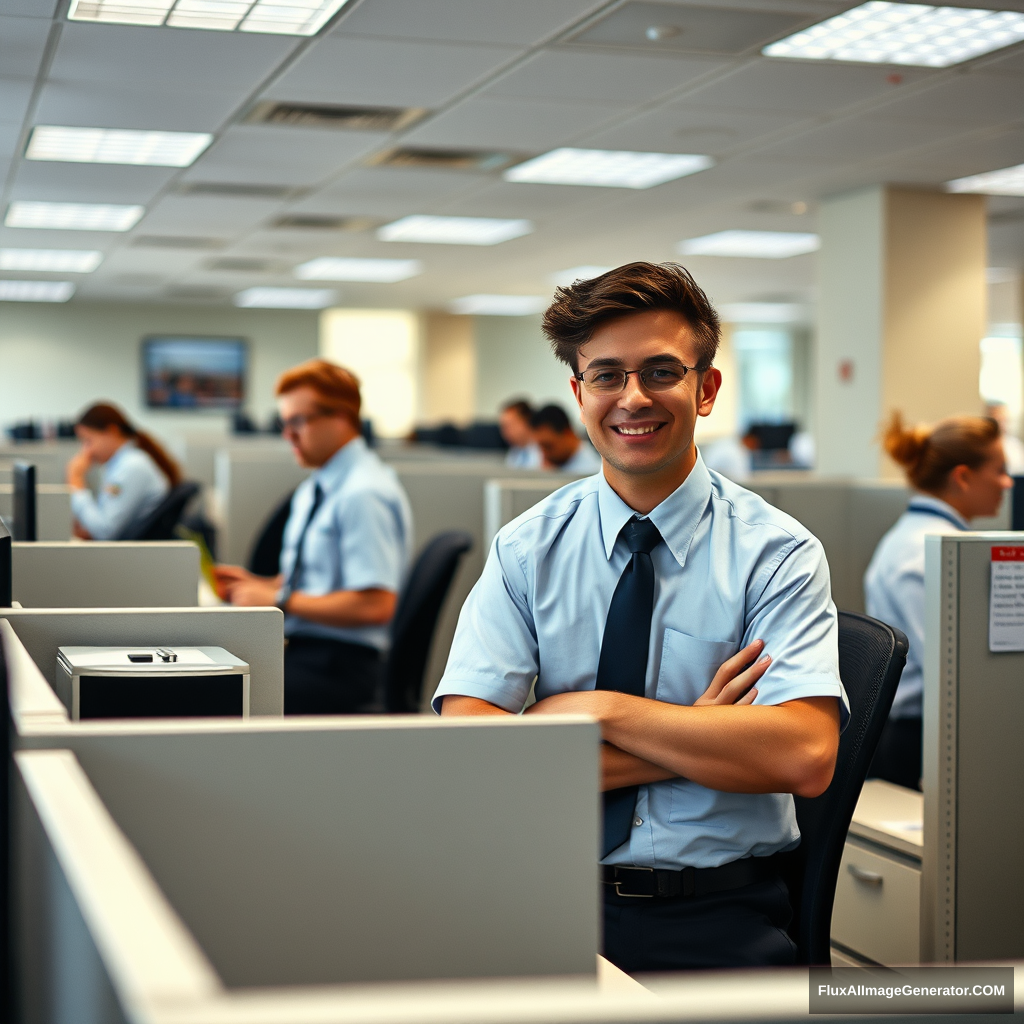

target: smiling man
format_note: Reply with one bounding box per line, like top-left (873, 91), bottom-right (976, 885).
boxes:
top-left (433, 262), bottom-right (847, 973)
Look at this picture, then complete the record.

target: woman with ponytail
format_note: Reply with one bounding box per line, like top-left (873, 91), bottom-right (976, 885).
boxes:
top-left (865, 412), bottom-right (1011, 789)
top-left (66, 402), bottom-right (182, 540)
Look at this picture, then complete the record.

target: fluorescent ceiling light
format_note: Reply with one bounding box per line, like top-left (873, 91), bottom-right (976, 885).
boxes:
top-left (27, 126), bottom-right (212, 167)
top-left (234, 287), bottom-right (336, 309)
top-left (763, 1), bottom-right (1024, 68)
top-left (678, 230), bottom-right (820, 259)
top-left (0, 280), bottom-right (75, 302)
top-left (377, 216), bottom-right (533, 246)
top-left (0, 248), bottom-right (103, 272)
top-left (5, 202), bottom-right (144, 232)
top-left (504, 148), bottom-right (713, 189)
top-left (948, 162), bottom-right (1024, 196)
top-left (68, 0), bottom-right (354, 34)
top-left (449, 294), bottom-right (548, 316)
top-left (548, 265), bottom-right (614, 288)
top-left (720, 302), bottom-right (808, 324)
top-left (294, 257), bottom-right (422, 282)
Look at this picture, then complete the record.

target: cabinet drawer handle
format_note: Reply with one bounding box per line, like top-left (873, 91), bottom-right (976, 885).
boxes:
top-left (848, 864), bottom-right (884, 886)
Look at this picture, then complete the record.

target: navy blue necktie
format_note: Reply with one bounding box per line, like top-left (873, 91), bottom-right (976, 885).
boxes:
top-left (596, 515), bottom-right (663, 856)
top-left (285, 482), bottom-right (324, 589)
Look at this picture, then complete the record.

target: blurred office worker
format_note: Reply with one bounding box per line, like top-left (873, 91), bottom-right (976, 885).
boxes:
top-left (865, 413), bottom-right (1011, 790)
top-left (498, 398), bottom-right (542, 469)
top-left (531, 403), bottom-right (602, 473)
top-left (215, 359), bottom-right (412, 714)
top-left (66, 402), bottom-right (179, 540)
top-left (437, 263), bottom-right (845, 973)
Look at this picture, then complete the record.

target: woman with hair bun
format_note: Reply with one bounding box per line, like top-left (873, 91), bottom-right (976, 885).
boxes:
top-left (865, 412), bottom-right (1012, 789)
top-left (66, 402), bottom-right (181, 540)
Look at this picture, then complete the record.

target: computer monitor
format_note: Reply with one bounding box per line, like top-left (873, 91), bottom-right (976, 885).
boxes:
top-left (12, 462), bottom-right (36, 542)
top-left (0, 517), bottom-right (10, 607)
top-left (1012, 476), bottom-right (1024, 532)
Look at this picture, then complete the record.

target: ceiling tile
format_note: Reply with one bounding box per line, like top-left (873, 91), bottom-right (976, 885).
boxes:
top-left (49, 23), bottom-right (298, 90)
top-left (331, 0), bottom-right (606, 46)
top-left (0, 123), bottom-right (21, 159)
top-left (0, 15), bottom-right (51, 77)
top-left (265, 37), bottom-right (519, 109)
top-left (297, 166), bottom-right (476, 217)
top-left (139, 193), bottom-right (285, 234)
top-left (0, 0), bottom-right (56, 17)
top-left (486, 48), bottom-right (724, 104)
top-left (404, 95), bottom-right (629, 151)
top-left (972, 44), bottom-right (1024, 76)
top-left (33, 80), bottom-right (243, 132)
top-left (869, 74), bottom-right (1024, 128)
top-left (9, 160), bottom-right (177, 202)
top-left (183, 125), bottom-right (389, 187)
top-left (0, 78), bottom-right (34, 127)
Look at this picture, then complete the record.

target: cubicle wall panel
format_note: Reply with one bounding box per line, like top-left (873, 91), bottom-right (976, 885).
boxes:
top-left (847, 484), bottom-right (911, 613)
top-left (951, 539), bottom-right (1024, 961)
top-left (2, 607), bottom-right (283, 715)
top-left (61, 721), bottom-right (600, 987)
top-left (0, 484), bottom-right (73, 541)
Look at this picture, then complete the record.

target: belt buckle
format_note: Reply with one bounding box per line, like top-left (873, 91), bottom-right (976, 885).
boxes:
top-left (612, 866), bottom-right (655, 898)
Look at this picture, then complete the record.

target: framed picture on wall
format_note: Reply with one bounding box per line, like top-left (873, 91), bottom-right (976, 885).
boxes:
top-left (142, 336), bottom-right (247, 410)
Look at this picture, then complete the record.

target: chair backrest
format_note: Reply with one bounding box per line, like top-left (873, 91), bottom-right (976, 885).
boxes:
top-left (247, 491), bottom-right (295, 576)
top-left (118, 482), bottom-right (200, 541)
top-left (384, 531), bottom-right (473, 713)
top-left (783, 610), bottom-right (908, 965)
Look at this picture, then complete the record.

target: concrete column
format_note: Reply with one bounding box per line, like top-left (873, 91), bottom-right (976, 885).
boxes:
top-left (815, 186), bottom-right (987, 478)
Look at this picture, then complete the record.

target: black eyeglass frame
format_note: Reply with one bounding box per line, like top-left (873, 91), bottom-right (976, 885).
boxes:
top-left (573, 362), bottom-right (704, 395)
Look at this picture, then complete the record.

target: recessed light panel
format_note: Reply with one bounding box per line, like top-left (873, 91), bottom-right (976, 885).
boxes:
top-left (0, 248), bottom-right (103, 272)
top-left (0, 280), bottom-right (75, 302)
top-left (294, 258), bottom-right (423, 282)
top-left (378, 216), bottom-right (533, 246)
top-left (678, 230), bottom-right (820, 258)
top-left (449, 294), bottom-right (548, 316)
top-left (234, 287), bottom-right (336, 308)
top-left (5, 202), bottom-right (144, 232)
top-left (548, 265), bottom-right (615, 287)
top-left (68, 0), bottom-right (353, 35)
top-left (505, 148), bottom-right (713, 189)
top-left (763, 1), bottom-right (1024, 68)
top-left (948, 162), bottom-right (1024, 196)
top-left (27, 127), bottom-right (212, 167)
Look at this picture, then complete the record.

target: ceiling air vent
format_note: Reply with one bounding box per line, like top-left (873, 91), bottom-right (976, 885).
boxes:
top-left (207, 257), bottom-right (281, 272)
top-left (366, 147), bottom-right (518, 172)
top-left (132, 235), bottom-right (225, 250)
top-left (166, 286), bottom-right (229, 301)
top-left (177, 182), bottom-right (306, 199)
top-left (271, 214), bottom-right (377, 231)
top-left (245, 101), bottom-right (426, 132)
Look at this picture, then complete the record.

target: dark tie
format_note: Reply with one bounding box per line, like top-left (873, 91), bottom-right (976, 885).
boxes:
top-left (595, 515), bottom-right (663, 856)
top-left (285, 482), bottom-right (324, 589)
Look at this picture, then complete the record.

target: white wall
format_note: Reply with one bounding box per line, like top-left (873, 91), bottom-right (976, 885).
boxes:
top-left (0, 301), bottom-right (319, 441)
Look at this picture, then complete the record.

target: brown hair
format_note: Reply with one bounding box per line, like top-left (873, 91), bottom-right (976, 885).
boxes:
top-left (542, 262), bottom-right (721, 371)
top-left (883, 412), bottom-right (1000, 493)
top-left (76, 403), bottom-right (182, 486)
top-left (275, 358), bottom-right (361, 427)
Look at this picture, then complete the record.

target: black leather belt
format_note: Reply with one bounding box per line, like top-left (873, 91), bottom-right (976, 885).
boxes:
top-left (601, 855), bottom-right (781, 899)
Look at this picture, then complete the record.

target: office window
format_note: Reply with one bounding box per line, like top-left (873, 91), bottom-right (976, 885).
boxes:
top-left (733, 328), bottom-right (795, 431)
top-left (979, 331), bottom-right (1023, 423)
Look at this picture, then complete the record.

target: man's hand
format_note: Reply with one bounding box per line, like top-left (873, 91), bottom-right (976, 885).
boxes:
top-left (694, 639), bottom-right (770, 706)
top-left (212, 565), bottom-right (280, 604)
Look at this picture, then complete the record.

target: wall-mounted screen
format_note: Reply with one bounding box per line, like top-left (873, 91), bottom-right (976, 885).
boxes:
top-left (142, 336), bottom-right (247, 410)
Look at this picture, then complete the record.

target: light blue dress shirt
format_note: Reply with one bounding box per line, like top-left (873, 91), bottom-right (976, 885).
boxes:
top-left (69, 442), bottom-right (168, 540)
top-left (864, 494), bottom-right (967, 720)
top-left (506, 444), bottom-right (542, 469)
top-left (557, 440), bottom-right (602, 474)
top-left (433, 454), bottom-right (848, 869)
top-left (281, 437), bottom-right (413, 652)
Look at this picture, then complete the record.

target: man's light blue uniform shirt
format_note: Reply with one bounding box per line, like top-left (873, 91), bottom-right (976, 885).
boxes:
top-left (281, 437), bottom-right (412, 652)
top-left (506, 444), bottom-right (542, 469)
top-left (433, 453), bottom-right (848, 870)
top-left (69, 442), bottom-right (167, 540)
top-left (864, 494), bottom-right (967, 720)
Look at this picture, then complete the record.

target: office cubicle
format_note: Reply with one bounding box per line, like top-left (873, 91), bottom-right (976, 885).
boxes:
top-left (0, 484), bottom-right (72, 541)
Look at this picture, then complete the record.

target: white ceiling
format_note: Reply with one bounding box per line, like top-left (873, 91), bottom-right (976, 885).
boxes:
top-left (0, 0), bottom-right (1022, 309)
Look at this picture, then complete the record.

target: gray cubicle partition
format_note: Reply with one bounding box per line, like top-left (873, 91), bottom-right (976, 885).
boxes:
top-left (0, 442), bottom-right (77, 484)
top-left (1, 606), bottom-right (283, 716)
top-left (0, 484), bottom-right (72, 541)
top-left (12, 542), bottom-right (200, 608)
top-left (922, 532), bottom-right (1024, 964)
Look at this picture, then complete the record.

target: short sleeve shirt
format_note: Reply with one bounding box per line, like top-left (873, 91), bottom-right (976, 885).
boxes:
top-left (433, 454), bottom-right (847, 869)
top-left (281, 437), bottom-right (413, 652)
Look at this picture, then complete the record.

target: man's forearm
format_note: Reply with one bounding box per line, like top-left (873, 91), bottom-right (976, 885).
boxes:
top-left (286, 588), bottom-right (397, 628)
top-left (602, 743), bottom-right (676, 791)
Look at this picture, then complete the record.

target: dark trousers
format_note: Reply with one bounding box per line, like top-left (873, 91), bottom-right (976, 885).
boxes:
top-left (868, 716), bottom-right (922, 791)
top-left (602, 877), bottom-right (797, 973)
top-left (284, 635), bottom-right (382, 715)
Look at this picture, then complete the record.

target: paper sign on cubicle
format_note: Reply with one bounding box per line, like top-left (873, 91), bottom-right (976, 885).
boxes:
top-left (989, 546), bottom-right (1024, 652)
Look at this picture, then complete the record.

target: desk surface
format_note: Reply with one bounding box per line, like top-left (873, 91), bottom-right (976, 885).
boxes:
top-left (849, 779), bottom-right (923, 859)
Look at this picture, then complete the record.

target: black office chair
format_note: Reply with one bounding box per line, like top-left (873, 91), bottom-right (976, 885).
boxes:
top-left (780, 611), bottom-right (908, 964)
top-left (118, 482), bottom-right (200, 541)
top-left (247, 491), bottom-right (295, 576)
top-left (384, 531), bottom-right (473, 713)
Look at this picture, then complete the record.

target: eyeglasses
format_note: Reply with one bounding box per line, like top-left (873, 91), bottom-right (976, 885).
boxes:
top-left (280, 409), bottom-right (332, 434)
top-left (574, 362), bottom-right (700, 395)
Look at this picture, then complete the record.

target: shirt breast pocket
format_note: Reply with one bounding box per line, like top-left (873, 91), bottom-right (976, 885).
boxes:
top-left (654, 628), bottom-right (739, 706)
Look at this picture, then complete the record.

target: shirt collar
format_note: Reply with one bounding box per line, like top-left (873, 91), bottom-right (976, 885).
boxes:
top-left (597, 452), bottom-right (712, 568)
top-left (106, 440), bottom-right (135, 470)
top-left (907, 493), bottom-right (970, 530)
top-left (313, 435), bottom-right (365, 488)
